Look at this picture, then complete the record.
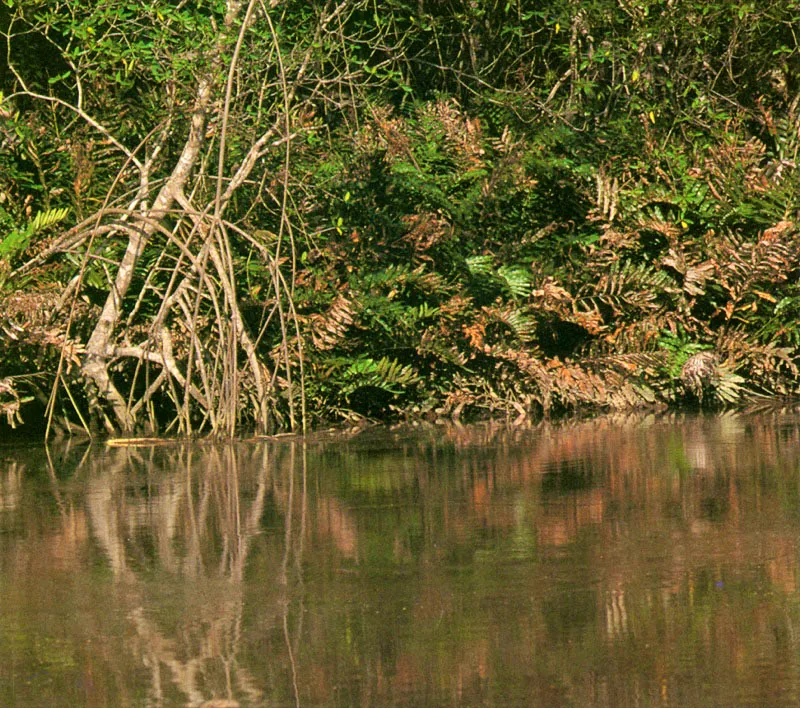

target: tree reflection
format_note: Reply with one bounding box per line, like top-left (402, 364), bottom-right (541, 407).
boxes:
top-left (4, 412), bottom-right (800, 705)
top-left (82, 444), bottom-right (276, 705)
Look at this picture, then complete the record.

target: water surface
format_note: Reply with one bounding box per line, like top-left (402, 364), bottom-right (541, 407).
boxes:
top-left (3, 412), bottom-right (800, 706)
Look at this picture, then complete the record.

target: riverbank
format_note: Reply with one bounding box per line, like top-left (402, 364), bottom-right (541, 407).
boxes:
top-left (2, 0), bottom-right (799, 437)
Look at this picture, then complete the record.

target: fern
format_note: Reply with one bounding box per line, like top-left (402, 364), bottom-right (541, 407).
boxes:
top-left (497, 264), bottom-right (533, 299)
top-left (465, 255), bottom-right (534, 301)
top-left (310, 295), bottom-right (357, 351)
top-left (342, 356), bottom-right (419, 395)
top-left (359, 263), bottom-right (413, 289)
top-left (658, 329), bottom-right (713, 380)
top-left (585, 260), bottom-right (676, 314)
top-left (0, 207), bottom-right (70, 260)
top-left (29, 208), bottom-right (70, 233)
top-left (358, 263), bottom-right (446, 296)
top-left (484, 303), bottom-right (536, 342)
top-left (465, 254), bottom-right (494, 275)
top-left (399, 302), bottom-right (440, 330)
top-left (716, 331), bottom-right (798, 397)
top-left (716, 224), bottom-right (800, 311)
top-left (713, 365), bottom-right (745, 404)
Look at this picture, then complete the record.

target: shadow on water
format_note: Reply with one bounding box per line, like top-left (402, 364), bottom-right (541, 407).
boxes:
top-left (3, 411), bottom-right (800, 705)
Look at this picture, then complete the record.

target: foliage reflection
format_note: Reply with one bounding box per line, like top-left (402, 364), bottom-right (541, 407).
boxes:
top-left (3, 413), bottom-right (800, 705)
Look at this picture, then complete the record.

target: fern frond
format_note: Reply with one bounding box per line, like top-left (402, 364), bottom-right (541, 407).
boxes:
top-left (343, 356), bottom-right (419, 395)
top-left (484, 303), bottom-right (536, 342)
top-left (466, 254), bottom-right (494, 275)
top-left (713, 365), bottom-right (745, 404)
top-left (29, 207), bottom-right (70, 234)
top-left (359, 263), bottom-right (447, 296)
top-left (405, 302), bottom-right (439, 323)
top-left (589, 312), bottom-right (677, 355)
top-left (771, 95), bottom-right (800, 165)
top-left (584, 351), bottom-right (668, 375)
top-left (716, 330), bottom-right (798, 396)
top-left (584, 260), bottom-right (676, 314)
top-left (360, 263), bottom-right (413, 289)
top-left (497, 264), bottom-right (533, 299)
top-left (310, 295), bottom-right (357, 351)
top-left (0, 208), bottom-right (70, 259)
top-left (718, 222), bottom-right (800, 305)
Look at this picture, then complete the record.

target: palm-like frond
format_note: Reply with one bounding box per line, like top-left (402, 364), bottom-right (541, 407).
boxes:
top-left (310, 295), bottom-right (357, 351)
top-left (582, 260), bottom-right (677, 314)
top-left (0, 207), bottom-right (70, 260)
top-left (497, 264), bottom-right (533, 299)
top-left (483, 303), bottom-right (536, 342)
top-left (342, 356), bottom-right (419, 395)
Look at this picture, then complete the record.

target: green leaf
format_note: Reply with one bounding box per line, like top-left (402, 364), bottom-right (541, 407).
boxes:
top-left (466, 254), bottom-right (494, 275)
top-left (497, 265), bottom-right (532, 298)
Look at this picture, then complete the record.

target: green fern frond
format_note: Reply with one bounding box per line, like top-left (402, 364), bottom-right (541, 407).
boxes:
top-left (497, 264), bottom-right (533, 299)
top-left (658, 330), bottom-right (713, 380)
top-left (359, 263), bottom-right (413, 289)
top-left (466, 256), bottom-right (533, 301)
top-left (408, 302), bottom-right (439, 321)
top-left (466, 254), bottom-right (494, 275)
top-left (487, 304), bottom-right (536, 342)
top-left (29, 207), bottom-right (70, 233)
top-left (358, 263), bottom-right (446, 297)
top-left (773, 97), bottom-right (800, 164)
top-left (343, 356), bottom-right (419, 395)
top-left (0, 207), bottom-right (70, 260)
top-left (0, 230), bottom-right (28, 260)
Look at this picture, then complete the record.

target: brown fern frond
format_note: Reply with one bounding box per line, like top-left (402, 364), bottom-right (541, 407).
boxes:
top-left (635, 217), bottom-right (682, 243)
top-left (570, 305), bottom-right (606, 336)
top-left (716, 330), bottom-right (798, 395)
top-left (439, 294), bottom-right (471, 316)
top-left (585, 351), bottom-right (668, 375)
top-left (401, 212), bottom-right (451, 254)
top-left (356, 105), bottom-right (412, 160)
top-left (310, 295), bottom-right (357, 351)
top-left (487, 345), bottom-right (549, 379)
top-left (587, 352), bottom-right (666, 406)
top-left (584, 261), bottom-right (677, 316)
top-left (662, 248), bottom-right (715, 297)
top-left (595, 312), bottom-right (678, 354)
top-left (717, 222), bottom-right (799, 304)
top-left (408, 265), bottom-right (449, 295)
top-left (420, 99), bottom-right (486, 168)
top-left (544, 357), bottom-right (633, 408)
top-left (530, 276), bottom-right (594, 334)
top-left (704, 136), bottom-right (770, 199)
top-left (531, 276), bottom-right (573, 309)
top-left (529, 276), bottom-right (607, 336)
top-left (587, 166), bottom-right (621, 223)
top-left (488, 124), bottom-right (521, 157)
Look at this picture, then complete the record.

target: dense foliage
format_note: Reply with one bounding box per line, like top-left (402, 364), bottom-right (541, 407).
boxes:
top-left (2, 0), bottom-right (800, 435)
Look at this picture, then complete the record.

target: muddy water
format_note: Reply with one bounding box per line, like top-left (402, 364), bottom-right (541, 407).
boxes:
top-left (3, 412), bottom-right (800, 706)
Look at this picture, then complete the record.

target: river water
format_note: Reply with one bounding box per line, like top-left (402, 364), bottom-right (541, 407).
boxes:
top-left (2, 411), bottom-right (800, 706)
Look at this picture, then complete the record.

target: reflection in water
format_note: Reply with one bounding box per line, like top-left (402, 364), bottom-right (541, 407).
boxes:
top-left (3, 412), bottom-right (800, 705)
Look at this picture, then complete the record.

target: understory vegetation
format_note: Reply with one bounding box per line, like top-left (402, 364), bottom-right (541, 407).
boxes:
top-left (2, 0), bottom-right (800, 436)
